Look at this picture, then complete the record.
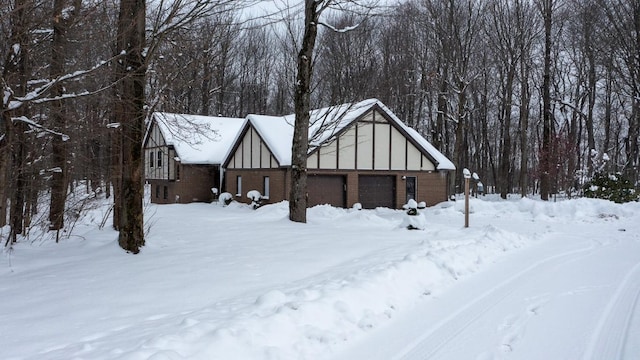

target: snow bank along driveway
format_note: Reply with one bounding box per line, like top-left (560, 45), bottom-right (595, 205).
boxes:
top-left (1, 197), bottom-right (639, 360)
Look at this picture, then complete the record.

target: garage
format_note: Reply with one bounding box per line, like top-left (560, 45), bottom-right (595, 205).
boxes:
top-left (358, 175), bottom-right (396, 209)
top-left (307, 175), bottom-right (346, 208)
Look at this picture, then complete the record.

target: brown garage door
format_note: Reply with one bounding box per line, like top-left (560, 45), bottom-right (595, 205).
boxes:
top-left (359, 175), bottom-right (396, 209)
top-left (307, 175), bottom-right (346, 208)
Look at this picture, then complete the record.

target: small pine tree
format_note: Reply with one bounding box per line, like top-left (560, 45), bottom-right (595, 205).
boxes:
top-left (583, 172), bottom-right (638, 203)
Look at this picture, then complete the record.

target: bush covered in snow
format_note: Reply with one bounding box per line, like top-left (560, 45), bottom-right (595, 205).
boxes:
top-left (219, 192), bottom-right (233, 206)
top-left (247, 190), bottom-right (264, 209)
top-left (583, 172), bottom-right (638, 203)
top-left (401, 199), bottom-right (426, 230)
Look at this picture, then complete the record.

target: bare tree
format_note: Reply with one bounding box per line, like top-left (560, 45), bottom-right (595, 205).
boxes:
top-left (487, 0), bottom-right (538, 198)
top-left (49, 0), bottom-right (81, 235)
top-left (1, 0), bottom-right (32, 243)
top-left (539, 0), bottom-right (554, 200)
top-left (114, 0), bottom-right (146, 253)
top-left (289, 0), bottom-right (377, 223)
top-left (599, 0), bottom-right (640, 185)
top-left (289, 1), bottom-right (319, 223)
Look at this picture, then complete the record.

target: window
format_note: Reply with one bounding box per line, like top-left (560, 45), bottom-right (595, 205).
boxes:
top-left (150, 151), bottom-right (155, 168)
top-left (406, 176), bottom-right (417, 202)
top-left (263, 176), bottom-right (270, 198)
top-left (236, 175), bottom-right (242, 196)
top-left (163, 186), bottom-right (168, 200)
top-left (175, 163), bottom-right (180, 180)
top-left (155, 184), bottom-right (160, 198)
top-left (157, 150), bottom-right (163, 167)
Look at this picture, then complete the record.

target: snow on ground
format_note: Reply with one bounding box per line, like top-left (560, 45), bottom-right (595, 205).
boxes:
top-left (1, 194), bottom-right (639, 359)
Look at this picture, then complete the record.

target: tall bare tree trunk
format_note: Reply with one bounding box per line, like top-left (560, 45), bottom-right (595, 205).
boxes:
top-left (519, 53), bottom-right (530, 197)
top-left (111, 126), bottom-right (122, 230)
top-left (49, 0), bottom-right (80, 233)
top-left (540, 0), bottom-right (553, 201)
top-left (290, 0), bottom-right (321, 223)
top-left (2, 0), bottom-right (31, 244)
top-left (115, 0), bottom-right (146, 253)
top-left (499, 70), bottom-right (515, 199)
top-left (583, 2), bottom-right (597, 175)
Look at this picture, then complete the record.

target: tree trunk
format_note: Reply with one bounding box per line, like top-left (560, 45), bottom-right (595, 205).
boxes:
top-left (115, 0), bottom-right (146, 253)
top-left (585, 56), bottom-right (596, 175)
top-left (2, 0), bottom-right (31, 244)
top-left (9, 121), bottom-right (28, 242)
top-left (0, 98), bottom-right (9, 228)
top-left (111, 128), bottom-right (122, 230)
top-left (499, 69), bottom-right (515, 199)
top-left (603, 57), bottom-right (613, 170)
top-left (519, 59), bottom-right (530, 197)
top-left (540, 0), bottom-right (553, 201)
top-left (49, 0), bottom-right (79, 232)
top-left (289, 1), bottom-right (321, 223)
top-left (629, 1), bottom-right (640, 185)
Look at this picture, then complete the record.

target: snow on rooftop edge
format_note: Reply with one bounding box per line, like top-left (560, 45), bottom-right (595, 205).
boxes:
top-left (152, 113), bottom-right (246, 165)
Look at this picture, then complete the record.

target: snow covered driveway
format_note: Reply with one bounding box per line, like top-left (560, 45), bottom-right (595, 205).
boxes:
top-left (1, 196), bottom-right (639, 359)
top-left (334, 202), bottom-right (640, 360)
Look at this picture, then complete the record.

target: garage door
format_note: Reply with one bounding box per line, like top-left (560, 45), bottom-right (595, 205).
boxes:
top-left (307, 175), bottom-right (346, 208)
top-left (358, 175), bottom-right (396, 209)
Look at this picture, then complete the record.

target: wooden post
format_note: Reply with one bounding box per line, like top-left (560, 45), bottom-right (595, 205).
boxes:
top-left (463, 168), bottom-right (471, 228)
top-left (465, 177), bottom-right (470, 228)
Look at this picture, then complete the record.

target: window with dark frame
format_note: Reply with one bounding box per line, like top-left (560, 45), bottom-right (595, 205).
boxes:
top-left (236, 175), bottom-right (242, 196)
top-left (263, 176), bottom-right (270, 198)
top-left (155, 184), bottom-right (160, 198)
top-left (157, 150), bottom-right (163, 167)
top-left (406, 176), bottom-right (417, 202)
top-left (163, 186), bottom-right (168, 200)
top-left (150, 151), bottom-right (154, 168)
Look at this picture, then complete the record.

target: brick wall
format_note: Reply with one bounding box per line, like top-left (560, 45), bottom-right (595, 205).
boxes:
top-left (149, 165), bottom-right (218, 204)
top-left (224, 169), bottom-right (288, 205)
top-left (222, 168), bottom-right (450, 208)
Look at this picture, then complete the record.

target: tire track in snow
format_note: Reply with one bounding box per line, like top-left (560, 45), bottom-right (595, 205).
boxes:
top-left (582, 261), bottom-right (640, 360)
top-left (393, 242), bottom-right (598, 360)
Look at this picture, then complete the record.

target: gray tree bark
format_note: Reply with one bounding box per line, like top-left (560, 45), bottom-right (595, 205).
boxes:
top-left (115, 0), bottom-right (146, 253)
top-left (49, 0), bottom-right (81, 234)
top-left (540, 0), bottom-right (553, 201)
top-left (290, 0), bottom-right (322, 223)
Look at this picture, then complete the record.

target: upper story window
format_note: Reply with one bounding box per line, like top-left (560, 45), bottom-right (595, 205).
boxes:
top-left (150, 151), bottom-right (155, 168)
top-left (157, 150), bottom-right (163, 167)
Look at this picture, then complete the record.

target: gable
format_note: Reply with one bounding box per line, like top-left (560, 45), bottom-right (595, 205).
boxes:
top-left (307, 108), bottom-right (437, 171)
top-left (144, 121), bottom-right (168, 149)
top-left (144, 121), bottom-right (175, 180)
top-left (226, 124), bottom-right (280, 169)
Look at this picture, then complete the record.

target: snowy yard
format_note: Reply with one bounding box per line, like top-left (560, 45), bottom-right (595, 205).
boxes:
top-left (1, 195), bottom-right (639, 359)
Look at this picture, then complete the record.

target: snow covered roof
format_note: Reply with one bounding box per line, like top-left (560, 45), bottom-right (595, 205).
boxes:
top-left (246, 99), bottom-right (456, 170)
top-left (150, 113), bottom-right (246, 165)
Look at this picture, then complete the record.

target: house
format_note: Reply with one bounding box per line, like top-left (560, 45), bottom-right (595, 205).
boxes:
top-left (223, 99), bottom-right (455, 209)
top-left (143, 112), bottom-right (245, 204)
